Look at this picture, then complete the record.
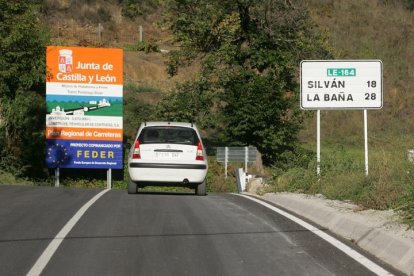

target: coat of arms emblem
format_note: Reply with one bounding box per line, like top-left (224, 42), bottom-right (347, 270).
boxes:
top-left (58, 49), bottom-right (73, 73)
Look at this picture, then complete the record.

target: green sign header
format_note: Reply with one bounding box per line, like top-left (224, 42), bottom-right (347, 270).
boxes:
top-left (327, 68), bottom-right (356, 77)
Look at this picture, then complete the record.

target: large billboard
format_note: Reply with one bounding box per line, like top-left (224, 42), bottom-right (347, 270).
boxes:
top-left (46, 46), bottom-right (123, 169)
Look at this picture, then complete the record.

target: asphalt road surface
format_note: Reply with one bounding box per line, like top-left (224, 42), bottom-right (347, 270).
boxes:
top-left (0, 185), bottom-right (398, 275)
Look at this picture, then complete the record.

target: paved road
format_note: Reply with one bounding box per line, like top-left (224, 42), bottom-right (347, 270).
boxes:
top-left (0, 185), bottom-right (397, 275)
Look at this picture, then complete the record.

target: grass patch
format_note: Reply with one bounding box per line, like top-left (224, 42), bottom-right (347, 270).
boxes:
top-left (206, 159), bottom-right (238, 193)
top-left (124, 82), bottom-right (161, 93)
top-left (124, 41), bottom-right (159, 53)
top-left (268, 139), bottom-right (414, 228)
top-left (0, 171), bottom-right (52, 186)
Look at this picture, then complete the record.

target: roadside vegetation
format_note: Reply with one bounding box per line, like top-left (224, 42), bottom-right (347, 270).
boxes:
top-left (1, 0), bottom-right (414, 227)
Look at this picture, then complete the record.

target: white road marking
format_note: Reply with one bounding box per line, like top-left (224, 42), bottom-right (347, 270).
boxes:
top-left (27, 189), bottom-right (110, 276)
top-left (235, 194), bottom-right (393, 276)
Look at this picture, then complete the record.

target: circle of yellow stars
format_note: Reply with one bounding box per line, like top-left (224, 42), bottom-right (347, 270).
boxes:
top-left (47, 143), bottom-right (68, 165)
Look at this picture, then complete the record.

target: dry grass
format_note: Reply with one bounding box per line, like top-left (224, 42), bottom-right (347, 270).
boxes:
top-left (123, 51), bottom-right (200, 92)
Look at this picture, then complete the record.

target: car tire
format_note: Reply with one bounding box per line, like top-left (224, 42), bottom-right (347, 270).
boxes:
top-left (195, 179), bottom-right (206, 196)
top-left (127, 175), bottom-right (137, 194)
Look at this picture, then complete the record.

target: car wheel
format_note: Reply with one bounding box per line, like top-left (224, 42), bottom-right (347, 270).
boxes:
top-left (127, 175), bottom-right (137, 194)
top-left (195, 179), bottom-right (206, 196)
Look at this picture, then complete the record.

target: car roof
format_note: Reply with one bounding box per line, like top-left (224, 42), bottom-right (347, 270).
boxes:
top-left (141, 122), bottom-right (196, 128)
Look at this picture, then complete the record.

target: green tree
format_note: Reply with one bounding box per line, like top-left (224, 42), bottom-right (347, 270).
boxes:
top-left (0, 1), bottom-right (49, 176)
top-left (121, 0), bottom-right (159, 19)
top-left (124, 92), bottom-right (156, 141)
top-left (160, 0), bottom-right (331, 164)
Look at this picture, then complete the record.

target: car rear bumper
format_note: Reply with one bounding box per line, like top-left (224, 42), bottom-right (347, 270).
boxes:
top-left (130, 163), bottom-right (207, 170)
top-left (128, 162), bottom-right (208, 184)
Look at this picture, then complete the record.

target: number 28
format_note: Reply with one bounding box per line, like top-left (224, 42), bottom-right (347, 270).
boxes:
top-left (365, 93), bottom-right (376, 100)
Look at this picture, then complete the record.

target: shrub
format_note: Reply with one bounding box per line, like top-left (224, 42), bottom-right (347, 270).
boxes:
top-left (125, 41), bottom-right (159, 53)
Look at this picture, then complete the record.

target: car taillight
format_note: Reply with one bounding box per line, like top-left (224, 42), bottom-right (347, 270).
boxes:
top-left (196, 142), bottom-right (204, 161)
top-left (132, 140), bottom-right (141, 159)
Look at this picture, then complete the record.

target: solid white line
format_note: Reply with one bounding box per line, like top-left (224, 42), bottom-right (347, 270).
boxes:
top-left (27, 189), bottom-right (110, 276)
top-left (235, 194), bottom-right (393, 276)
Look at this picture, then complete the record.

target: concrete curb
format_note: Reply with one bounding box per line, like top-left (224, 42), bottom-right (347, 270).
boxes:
top-left (251, 192), bottom-right (414, 275)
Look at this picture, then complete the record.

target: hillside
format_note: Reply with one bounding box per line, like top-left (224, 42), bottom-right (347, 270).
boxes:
top-left (41, 0), bottom-right (196, 95)
top-left (41, 0), bottom-right (414, 141)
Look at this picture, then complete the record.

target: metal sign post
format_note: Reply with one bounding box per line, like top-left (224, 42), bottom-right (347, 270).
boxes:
top-left (55, 168), bottom-right (60, 187)
top-left (224, 147), bottom-right (228, 178)
top-left (107, 169), bottom-right (112, 189)
top-left (364, 110), bottom-right (369, 176)
top-left (317, 110), bottom-right (321, 176)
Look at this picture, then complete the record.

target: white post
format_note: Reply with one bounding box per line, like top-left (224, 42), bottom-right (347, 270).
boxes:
top-left (364, 109), bottom-right (369, 176)
top-left (55, 168), bottom-right (60, 187)
top-left (107, 169), bottom-right (112, 189)
top-left (139, 25), bottom-right (143, 42)
top-left (244, 146), bottom-right (248, 173)
top-left (224, 147), bottom-right (228, 179)
top-left (98, 23), bottom-right (103, 43)
top-left (317, 110), bottom-right (321, 177)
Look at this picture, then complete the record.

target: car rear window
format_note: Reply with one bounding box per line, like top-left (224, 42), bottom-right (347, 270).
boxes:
top-left (138, 126), bottom-right (199, 146)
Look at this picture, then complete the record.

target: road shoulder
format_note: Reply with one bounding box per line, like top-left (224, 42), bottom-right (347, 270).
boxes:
top-left (248, 192), bottom-right (414, 275)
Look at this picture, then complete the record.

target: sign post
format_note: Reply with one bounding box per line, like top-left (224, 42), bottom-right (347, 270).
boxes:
top-left (55, 168), bottom-right (60, 187)
top-left (317, 110), bottom-right (321, 176)
top-left (107, 168), bottom-right (112, 189)
top-left (364, 109), bottom-right (369, 176)
top-left (300, 60), bottom-right (383, 176)
top-left (225, 147), bottom-right (228, 178)
top-left (46, 46), bottom-right (123, 187)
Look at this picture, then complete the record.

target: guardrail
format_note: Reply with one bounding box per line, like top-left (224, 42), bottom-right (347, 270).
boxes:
top-left (216, 147), bottom-right (257, 178)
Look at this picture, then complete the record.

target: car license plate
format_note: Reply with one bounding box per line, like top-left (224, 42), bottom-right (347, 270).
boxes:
top-left (155, 152), bottom-right (180, 159)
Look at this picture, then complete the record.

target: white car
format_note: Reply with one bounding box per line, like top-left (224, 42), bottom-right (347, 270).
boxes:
top-left (127, 122), bottom-right (208, 195)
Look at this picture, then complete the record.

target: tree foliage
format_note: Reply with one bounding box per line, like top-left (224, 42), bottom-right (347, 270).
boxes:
top-left (0, 1), bottom-right (49, 176)
top-left (160, 0), bottom-right (331, 164)
top-left (124, 93), bottom-right (156, 140)
top-left (121, 0), bottom-right (159, 19)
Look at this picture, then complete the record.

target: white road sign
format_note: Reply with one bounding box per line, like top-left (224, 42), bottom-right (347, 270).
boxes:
top-left (300, 60), bottom-right (383, 109)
